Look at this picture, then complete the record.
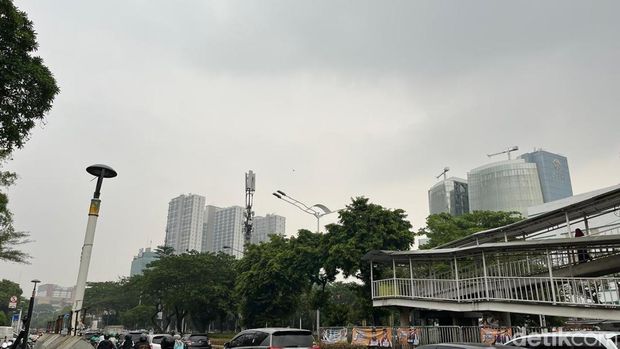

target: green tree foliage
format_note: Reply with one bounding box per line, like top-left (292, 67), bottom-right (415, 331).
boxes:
top-left (0, 278), bottom-right (22, 314)
top-left (236, 235), bottom-right (312, 328)
top-left (141, 251), bottom-right (237, 332)
top-left (0, 0), bottom-right (59, 153)
top-left (0, 156), bottom-right (30, 263)
top-left (0, 310), bottom-right (7, 326)
top-left (417, 211), bottom-right (523, 249)
top-left (120, 304), bottom-right (152, 330)
top-left (0, 0), bottom-right (59, 264)
top-left (84, 278), bottom-right (140, 327)
top-left (154, 245), bottom-right (175, 258)
top-left (325, 197), bottom-right (414, 282)
top-left (321, 282), bottom-right (366, 326)
top-left (323, 197), bottom-right (414, 323)
top-left (0, 279), bottom-right (22, 326)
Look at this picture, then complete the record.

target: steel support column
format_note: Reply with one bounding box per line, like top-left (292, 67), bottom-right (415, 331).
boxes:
top-left (546, 249), bottom-right (557, 304)
top-left (370, 261), bottom-right (374, 298)
top-left (482, 251), bottom-right (490, 300)
top-left (454, 256), bottom-right (461, 302)
top-left (393, 259), bottom-right (397, 296)
top-left (409, 258), bottom-right (414, 299)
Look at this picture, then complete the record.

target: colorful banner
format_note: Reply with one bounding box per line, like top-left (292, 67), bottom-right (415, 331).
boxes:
top-left (396, 328), bottom-right (420, 346)
top-left (480, 328), bottom-right (513, 345)
top-left (352, 328), bottom-right (394, 348)
top-left (321, 328), bottom-right (348, 344)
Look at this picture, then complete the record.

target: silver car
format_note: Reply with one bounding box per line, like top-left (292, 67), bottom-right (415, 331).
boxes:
top-left (225, 328), bottom-right (317, 349)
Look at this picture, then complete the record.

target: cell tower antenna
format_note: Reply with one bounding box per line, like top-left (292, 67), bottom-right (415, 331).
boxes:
top-left (436, 167), bottom-right (450, 180)
top-left (487, 146), bottom-right (519, 160)
top-left (244, 170), bottom-right (256, 246)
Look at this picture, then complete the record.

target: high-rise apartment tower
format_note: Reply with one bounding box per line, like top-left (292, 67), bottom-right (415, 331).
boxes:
top-left (251, 214), bottom-right (286, 244)
top-left (164, 194), bottom-right (205, 253)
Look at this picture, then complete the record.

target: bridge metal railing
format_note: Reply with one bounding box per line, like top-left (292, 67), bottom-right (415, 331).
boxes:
top-left (320, 325), bottom-right (553, 347)
top-left (372, 276), bottom-right (620, 307)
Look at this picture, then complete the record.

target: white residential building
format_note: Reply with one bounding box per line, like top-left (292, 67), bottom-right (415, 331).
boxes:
top-left (252, 214), bottom-right (286, 244)
top-left (212, 205), bottom-right (245, 258)
top-left (164, 194), bottom-right (205, 253)
top-left (201, 205), bottom-right (220, 253)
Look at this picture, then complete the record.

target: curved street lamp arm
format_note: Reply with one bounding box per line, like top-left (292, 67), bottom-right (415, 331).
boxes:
top-left (283, 194), bottom-right (317, 213)
top-left (280, 195), bottom-right (319, 216)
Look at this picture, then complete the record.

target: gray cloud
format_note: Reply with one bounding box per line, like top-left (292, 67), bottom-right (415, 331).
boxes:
top-left (2, 0), bottom-right (619, 292)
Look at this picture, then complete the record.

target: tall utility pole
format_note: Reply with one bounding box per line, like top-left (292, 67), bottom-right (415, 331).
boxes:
top-left (487, 146), bottom-right (519, 160)
top-left (71, 164), bottom-right (117, 335)
top-left (244, 170), bottom-right (256, 245)
top-left (11, 280), bottom-right (40, 349)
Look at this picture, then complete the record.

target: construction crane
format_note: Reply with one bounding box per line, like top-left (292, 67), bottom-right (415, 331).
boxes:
top-left (436, 167), bottom-right (450, 180)
top-left (487, 146), bottom-right (519, 160)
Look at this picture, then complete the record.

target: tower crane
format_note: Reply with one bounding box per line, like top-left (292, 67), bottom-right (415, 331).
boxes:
top-left (436, 167), bottom-right (450, 180)
top-left (487, 146), bottom-right (519, 160)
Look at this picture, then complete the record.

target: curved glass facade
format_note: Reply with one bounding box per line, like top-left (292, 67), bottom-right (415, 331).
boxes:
top-left (468, 159), bottom-right (543, 215)
top-left (428, 177), bottom-right (469, 216)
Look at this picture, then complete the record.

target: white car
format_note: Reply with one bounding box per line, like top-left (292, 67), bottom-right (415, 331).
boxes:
top-left (149, 334), bottom-right (173, 349)
top-left (506, 331), bottom-right (620, 349)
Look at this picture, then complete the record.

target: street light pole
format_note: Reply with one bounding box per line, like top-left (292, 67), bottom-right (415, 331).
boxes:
top-left (11, 279), bottom-right (40, 349)
top-left (70, 164), bottom-right (117, 335)
top-left (223, 245), bottom-right (244, 256)
top-left (272, 190), bottom-right (337, 338)
top-left (272, 191), bottom-right (335, 234)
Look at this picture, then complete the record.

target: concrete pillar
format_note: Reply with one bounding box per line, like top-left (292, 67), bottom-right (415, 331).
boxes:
top-left (500, 312), bottom-right (512, 327)
top-left (400, 308), bottom-right (411, 326)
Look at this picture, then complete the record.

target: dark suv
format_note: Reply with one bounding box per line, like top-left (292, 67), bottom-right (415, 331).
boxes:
top-left (185, 334), bottom-right (212, 349)
top-left (225, 328), bottom-right (316, 349)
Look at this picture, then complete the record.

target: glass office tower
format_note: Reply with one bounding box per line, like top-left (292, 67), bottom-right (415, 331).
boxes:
top-left (519, 149), bottom-right (573, 203)
top-left (468, 159), bottom-right (544, 216)
top-left (428, 177), bottom-right (469, 216)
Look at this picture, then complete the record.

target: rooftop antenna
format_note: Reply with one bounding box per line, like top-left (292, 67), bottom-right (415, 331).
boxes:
top-left (244, 170), bottom-right (256, 247)
top-left (487, 146), bottom-right (519, 160)
top-left (436, 167), bottom-right (450, 180)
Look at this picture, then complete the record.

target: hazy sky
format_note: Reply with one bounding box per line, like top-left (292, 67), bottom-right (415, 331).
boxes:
top-left (3, 1), bottom-right (619, 293)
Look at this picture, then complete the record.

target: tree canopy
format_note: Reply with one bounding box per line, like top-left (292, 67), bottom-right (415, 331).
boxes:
top-left (0, 0), bottom-right (59, 152)
top-left (417, 211), bottom-right (523, 249)
top-left (0, 0), bottom-right (59, 264)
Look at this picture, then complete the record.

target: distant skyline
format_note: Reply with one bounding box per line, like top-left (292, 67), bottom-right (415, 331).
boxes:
top-left (2, 0), bottom-right (619, 293)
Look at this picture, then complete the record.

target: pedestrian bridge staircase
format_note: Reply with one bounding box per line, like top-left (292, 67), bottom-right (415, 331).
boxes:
top-left (365, 185), bottom-right (620, 320)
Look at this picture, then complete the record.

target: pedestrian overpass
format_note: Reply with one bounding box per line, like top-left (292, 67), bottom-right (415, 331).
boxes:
top-left (364, 184), bottom-right (620, 321)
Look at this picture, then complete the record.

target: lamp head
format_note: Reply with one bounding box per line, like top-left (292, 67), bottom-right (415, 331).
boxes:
top-left (86, 164), bottom-right (117, 178)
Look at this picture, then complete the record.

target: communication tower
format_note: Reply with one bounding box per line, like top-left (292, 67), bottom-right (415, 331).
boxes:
top-left (244, 170), bottom-right (256, 245)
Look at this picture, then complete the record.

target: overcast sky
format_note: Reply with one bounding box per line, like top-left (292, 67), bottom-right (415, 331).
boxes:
top-left (3, 0), bottom-right (619, 293)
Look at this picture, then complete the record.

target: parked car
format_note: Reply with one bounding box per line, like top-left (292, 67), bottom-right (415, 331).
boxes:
top-left (224, 328), bottom-right (317, 349)
top-left (184, 334), bottom-right (212, 349)
top-left (506, 332), bottom-right (620, 349)
top-left (150, 334), bottom-right (173, 349)
top-left (128, 331), bottom-right (147, 344)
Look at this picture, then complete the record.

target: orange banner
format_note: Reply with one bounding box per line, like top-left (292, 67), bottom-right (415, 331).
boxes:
top-left (480, 328), bottom-right (513, 345)
top-left (396, 328), bottom-right (420, 346)
top-left (352, 328), bottom-right (394, 347)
